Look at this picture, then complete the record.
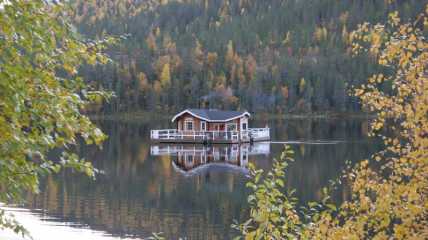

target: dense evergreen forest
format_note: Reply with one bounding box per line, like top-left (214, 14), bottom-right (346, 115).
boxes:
top-left (70, 0), bottom-right (427, 114)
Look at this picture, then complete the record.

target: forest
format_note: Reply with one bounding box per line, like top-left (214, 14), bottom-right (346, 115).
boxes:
top-left (70, 0), bottom-right (426, 114)
top-left (1, 1), bottom-right (427, 239)
top-left (70, 0), bottom-right (424, 114)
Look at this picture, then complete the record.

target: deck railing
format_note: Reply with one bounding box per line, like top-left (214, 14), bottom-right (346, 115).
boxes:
top-left (150, 145), bottom-right (238, 156)
top-left (150, 142), bottom-right (270, 156)
top-left (248, 128), bottom-right (270, 140)
top-left (150, 128), bottom-right (270, 142)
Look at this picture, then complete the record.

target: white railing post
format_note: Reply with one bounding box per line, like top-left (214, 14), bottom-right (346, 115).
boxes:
top-left (151, 127), bottom-right (270, 141)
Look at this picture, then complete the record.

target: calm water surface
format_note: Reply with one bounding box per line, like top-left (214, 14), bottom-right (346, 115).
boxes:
top-left (5, 118), bottom-right (380, 239)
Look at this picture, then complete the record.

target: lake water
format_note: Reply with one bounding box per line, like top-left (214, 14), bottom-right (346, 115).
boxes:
top-left (2, 117), bottom-right (380, 240)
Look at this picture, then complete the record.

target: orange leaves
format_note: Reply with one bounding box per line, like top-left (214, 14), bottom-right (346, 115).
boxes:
top-left (206, 52), bottom-right (218, 69)
top-left (398, 51), bottom-right (413, 67)
top-left (63, 63), bottom-right (77, 75)
top-left (146, 32), bottom-right (157, 52)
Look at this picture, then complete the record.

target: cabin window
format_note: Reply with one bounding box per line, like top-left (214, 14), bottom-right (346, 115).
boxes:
top-left (242, 123), bottom-right (247, 130)
top-left (226, 123), bottom-right (237, 132)
top-left (185, 120), bottom-right (194, 131)
top-left (201, 121), bottom-right (206, 131)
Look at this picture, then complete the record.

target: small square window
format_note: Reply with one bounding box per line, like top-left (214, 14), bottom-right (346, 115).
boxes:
top-left (185, 121), bottom-right (193, 131)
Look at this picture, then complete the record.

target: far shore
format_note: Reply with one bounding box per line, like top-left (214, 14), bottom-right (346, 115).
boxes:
top-left (89, 111), bottom-right (375, 123)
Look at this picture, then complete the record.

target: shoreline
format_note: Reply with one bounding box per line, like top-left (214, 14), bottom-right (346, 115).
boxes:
top-left (89, 111), bottom-right (375, 122)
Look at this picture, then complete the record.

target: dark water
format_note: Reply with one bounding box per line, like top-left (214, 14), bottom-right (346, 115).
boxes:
top-left (21, 117), bottom-right (379, 240)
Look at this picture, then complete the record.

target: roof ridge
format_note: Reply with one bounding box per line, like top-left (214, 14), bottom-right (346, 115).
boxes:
top-left (172, 108), bottom-right (250, 122)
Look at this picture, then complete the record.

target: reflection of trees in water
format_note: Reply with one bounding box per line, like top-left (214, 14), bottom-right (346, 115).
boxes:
top-left (269, 118), bottom-right (370, 141)
top-left (25, 122), bottom-right (250, 239)
top-left (23, 119), bottom-right (378, 239)
top-left (26, 176), bottom-right (244, 239)
top-left (25, 166), bottom-right (249, 239)
top-left (282, 142), bottom-right (374, 204)
top-left (255, 118), bottom-right (378, 204)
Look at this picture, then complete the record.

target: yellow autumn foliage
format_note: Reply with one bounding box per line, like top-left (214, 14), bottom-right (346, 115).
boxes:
top-left (159, 63), bottom-right (171, 88)
top-left (304, 7), bottom-right (428, 239)
top-left (310, 6), bottom-right (428, 239)
top-left (237, 4), bottom-right (428, 240)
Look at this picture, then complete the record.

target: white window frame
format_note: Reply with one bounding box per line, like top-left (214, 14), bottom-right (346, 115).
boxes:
top-left (241, 117), bottom-right (248, 131)
top-left (200, 121), bottom-right (207, 131)
top-left (184, 118), bottom-right (194, 131)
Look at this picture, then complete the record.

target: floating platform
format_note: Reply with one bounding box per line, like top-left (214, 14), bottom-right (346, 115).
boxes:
top-left (150, 128), bottom-right (270, 144)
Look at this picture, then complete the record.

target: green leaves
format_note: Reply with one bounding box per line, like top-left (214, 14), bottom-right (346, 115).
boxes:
top-left (0, 0), bottom-right (113, 236)
top-left (0, 209), bottom-right (29, 237)
top-left (60, 152), bottom-right (97, 179)
top-left (234, 145), bottom-right (303, 239)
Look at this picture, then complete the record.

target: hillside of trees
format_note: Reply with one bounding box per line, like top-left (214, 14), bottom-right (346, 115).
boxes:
top-left (70, 0), bottom-right (427, 114)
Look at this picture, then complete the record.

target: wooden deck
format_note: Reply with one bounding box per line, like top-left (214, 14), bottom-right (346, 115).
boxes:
top-left (150, 128), bottom-right (270, 144)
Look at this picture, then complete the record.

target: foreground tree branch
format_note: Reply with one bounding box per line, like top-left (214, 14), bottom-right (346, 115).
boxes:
top-left (0, 0), bottom-right (116, 236)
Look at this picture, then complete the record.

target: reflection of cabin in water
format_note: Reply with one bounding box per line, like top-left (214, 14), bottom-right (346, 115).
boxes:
top-left (150, 109), bottom-right (270, 143)
top-left (150, 143), bottom-right (270, 174)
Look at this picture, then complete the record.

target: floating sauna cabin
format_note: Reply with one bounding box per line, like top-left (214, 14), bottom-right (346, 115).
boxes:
top-left (150, 109), bottom-right (270, 143)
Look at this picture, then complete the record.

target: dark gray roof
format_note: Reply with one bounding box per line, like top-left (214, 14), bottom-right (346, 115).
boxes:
top-left (172, 108), bottom-right (250, 122)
